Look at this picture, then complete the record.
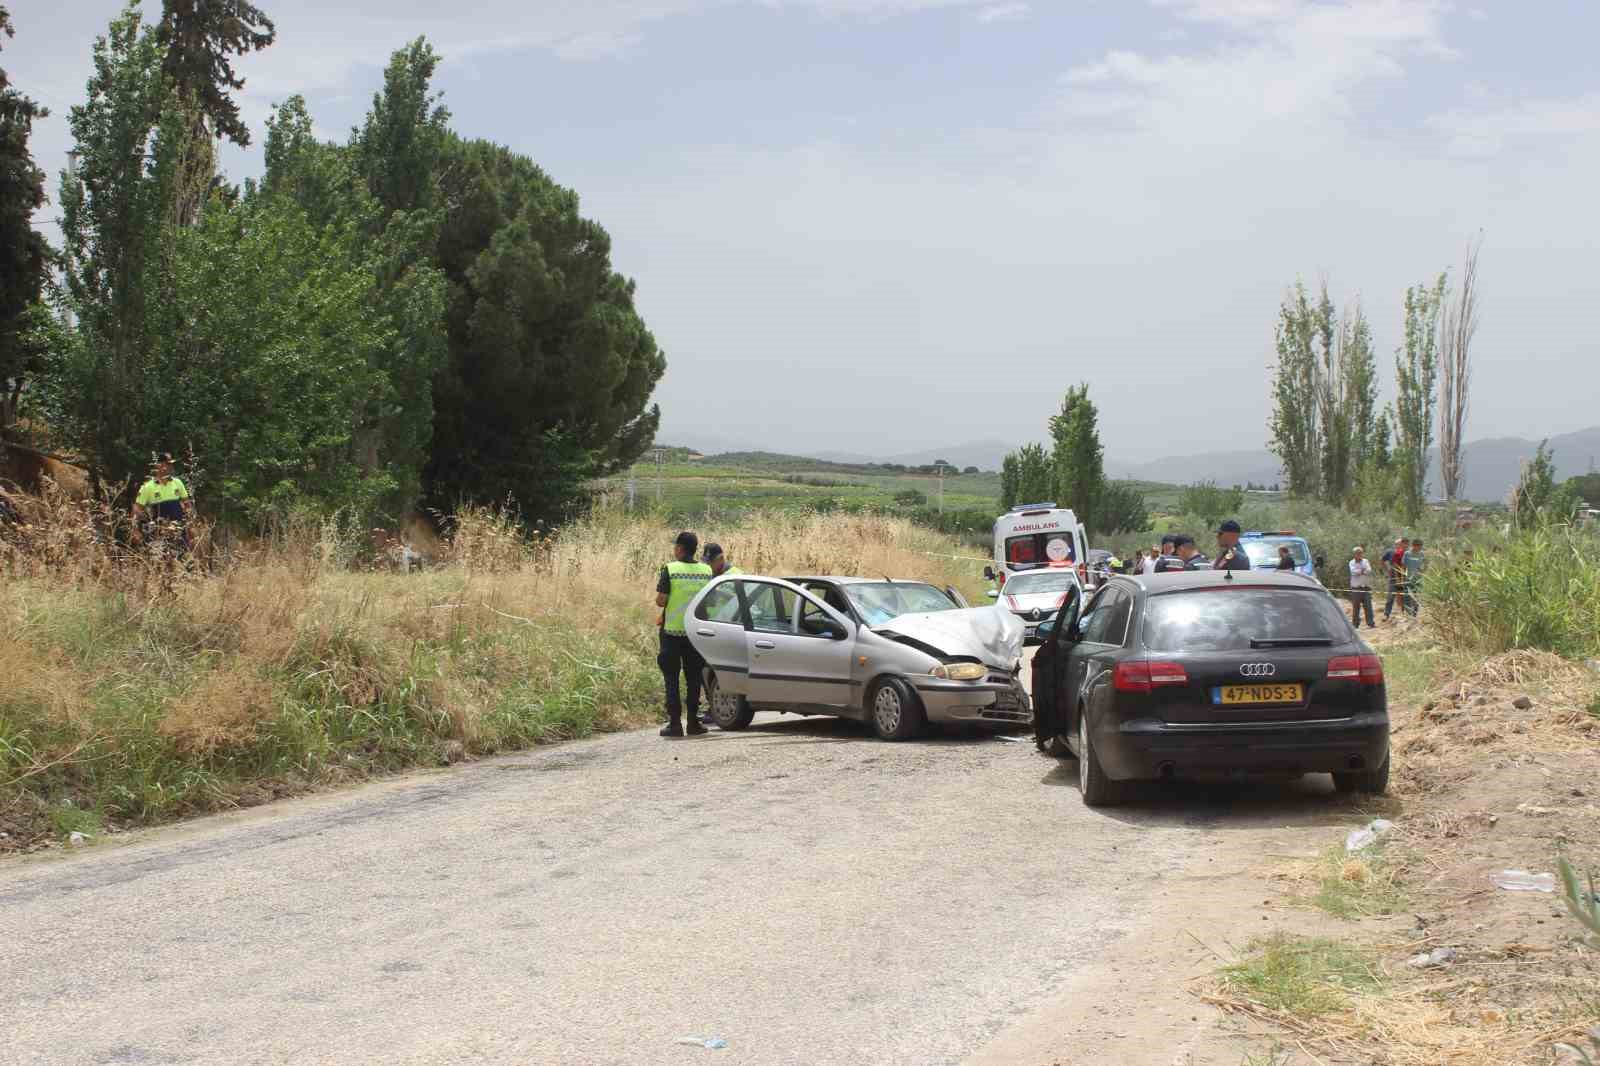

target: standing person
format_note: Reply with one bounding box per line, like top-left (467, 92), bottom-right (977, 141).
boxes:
top-left (1383, 538), bottom-right (1409, 621)
top-left (703, 543), bottom-right (741, 577)
top-left (131, 452), bottom-right (194, 552)
top-left (655, 531), bottom-right (714, 738)
top-left (1403, 539), bottom-right (1426, 616)
top-left (1347, 547), bottom-right (1376, 629)
top-left (1212, 519), bottom-right (1252, 571)
top-left (1153, 535), bottom-right (1190, 573)
top-left (1276, 545), bottom-right (1296, 571)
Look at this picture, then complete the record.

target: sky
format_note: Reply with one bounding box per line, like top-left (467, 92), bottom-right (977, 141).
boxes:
top-left (10, 0), bottom-right (1600, 464)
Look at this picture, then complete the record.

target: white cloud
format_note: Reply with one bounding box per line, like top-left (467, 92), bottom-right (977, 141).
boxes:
top-left (975, 2), bottom-right (1031, 23)
top-left (1431, 93), bottom-right (1600, 157)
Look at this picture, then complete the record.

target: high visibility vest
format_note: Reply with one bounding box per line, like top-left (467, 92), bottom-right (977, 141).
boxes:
top-left (719, 565), bottom-right (743, 576)
top-left (136, 477), bottom-right (189, 523)
top-left (663, 561), bottom-right (713, 636)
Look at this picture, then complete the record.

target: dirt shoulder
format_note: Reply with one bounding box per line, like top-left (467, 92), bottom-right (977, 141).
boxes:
top-left (967, 622), bottom-right (1600, 1066)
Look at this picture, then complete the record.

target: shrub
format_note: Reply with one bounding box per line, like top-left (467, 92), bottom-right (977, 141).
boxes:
top-left (1425, 523), bottom-right (1600, 657)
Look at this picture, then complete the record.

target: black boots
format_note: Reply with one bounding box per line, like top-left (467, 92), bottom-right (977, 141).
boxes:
top-left (661, 713), bottom-right (707, 738)
top-left (685, 713), bottom-right (708, 736)
top-left (660, 717), bottom-right (684, 738)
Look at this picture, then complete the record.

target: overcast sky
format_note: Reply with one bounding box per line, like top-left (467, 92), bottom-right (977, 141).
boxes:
top-left (12, 0), bottom-right (1599, 463)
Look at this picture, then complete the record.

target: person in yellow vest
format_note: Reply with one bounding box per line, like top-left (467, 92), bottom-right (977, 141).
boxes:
top-left (655, 531), bottom-right (714, 737)
top-left (702, 542), bottom-right (740, 577)
top-left (131, 452), bottom-right (194, 550)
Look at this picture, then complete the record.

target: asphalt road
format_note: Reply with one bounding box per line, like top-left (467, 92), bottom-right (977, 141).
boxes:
top-left (1, 700), bottom-right (1339, 1066)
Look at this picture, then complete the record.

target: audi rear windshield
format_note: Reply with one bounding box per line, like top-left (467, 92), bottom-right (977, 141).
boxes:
top-left (1142, 588), bottom-right (1350, 653)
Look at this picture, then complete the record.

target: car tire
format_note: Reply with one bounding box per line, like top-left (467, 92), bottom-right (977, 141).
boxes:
top-left (1332, 754), bottom-right (1389, 795)
top-left (705, 672), bottom-right (755, 731)
top-left (869, 678), bottom-right (926, 741)
top-left (1078, 708), bottom-right (1124, 807)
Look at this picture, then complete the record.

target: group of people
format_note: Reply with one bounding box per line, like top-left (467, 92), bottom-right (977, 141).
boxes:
top-left (1131, 520), bottom-right (1255, 574)
top-left (1345, 537), bottom-right (1425, 628)
top-left (653, 530), bottom-right (739, 738)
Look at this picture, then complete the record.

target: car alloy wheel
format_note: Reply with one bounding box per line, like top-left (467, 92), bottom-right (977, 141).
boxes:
top-left (1078, 715), bottom-right (1090, 793)
top-left (874, 685), bottom-right (903, 736)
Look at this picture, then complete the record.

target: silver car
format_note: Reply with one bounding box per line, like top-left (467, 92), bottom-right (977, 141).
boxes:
top-left (684, 574), bottom-right (1030, 741)
top-left (988, 566), bottom-right (1082, 644)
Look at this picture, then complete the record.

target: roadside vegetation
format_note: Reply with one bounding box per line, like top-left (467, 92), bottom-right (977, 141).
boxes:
top-left (0, 501), bottom-right (976, 851)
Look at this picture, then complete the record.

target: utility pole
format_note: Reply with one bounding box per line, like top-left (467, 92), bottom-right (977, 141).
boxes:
top-left (653, 448), bottom-right (664, 504)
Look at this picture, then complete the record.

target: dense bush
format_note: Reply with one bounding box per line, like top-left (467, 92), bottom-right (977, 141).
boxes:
top-left (1425, 523), bottom-right (1600, 657)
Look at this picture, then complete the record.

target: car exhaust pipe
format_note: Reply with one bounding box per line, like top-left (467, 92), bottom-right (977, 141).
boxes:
top-left (1157, 761), bottom-right (1176, 780)
top-left (1346, 755), bottom-right (1365, 771)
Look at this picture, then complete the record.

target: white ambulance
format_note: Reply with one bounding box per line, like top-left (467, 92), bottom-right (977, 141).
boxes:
top-left (986, 503), bottom-right (1091, 590)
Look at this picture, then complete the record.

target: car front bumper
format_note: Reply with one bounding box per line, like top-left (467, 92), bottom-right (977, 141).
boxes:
top-left (912, 676), bottom-right (1033, 726)
top-left (1093, 711), bottom-right (1389, 781)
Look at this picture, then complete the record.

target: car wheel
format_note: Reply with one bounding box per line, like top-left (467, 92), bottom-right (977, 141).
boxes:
top-left (1332, 754), bottom-right (1389, 795)
top-left (1078, 708), bottom-right (1124, 807)
top-left (705, 673), bottom-right (755, 731)
top-left (869, 678), bottom-right (926, 741)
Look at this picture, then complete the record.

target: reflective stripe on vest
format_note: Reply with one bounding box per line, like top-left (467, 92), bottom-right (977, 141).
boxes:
top-left (663, 561), bottom-right (714, 635)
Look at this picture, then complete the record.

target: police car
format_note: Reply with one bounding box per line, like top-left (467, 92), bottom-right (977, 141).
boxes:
top-left (1236, 531), bottom-right (1325, 582)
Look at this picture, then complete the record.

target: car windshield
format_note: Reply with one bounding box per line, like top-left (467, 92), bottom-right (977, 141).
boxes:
top-left (844, 582), bottom-right (959, 625)
top-left (1241, 539), bottom-right (1311, 567)
top-left (1003, 571), bottom-right (1077, 597)
top-left (1142, 588), bottom-right (1348, 653)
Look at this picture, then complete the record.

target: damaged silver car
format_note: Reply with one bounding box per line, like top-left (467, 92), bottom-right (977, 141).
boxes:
top-left (684, 574), bottom-right (1030, 741)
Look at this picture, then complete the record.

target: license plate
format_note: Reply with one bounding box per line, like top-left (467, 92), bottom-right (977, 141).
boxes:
top-left (1215, 683), bottom-right (1304, 706)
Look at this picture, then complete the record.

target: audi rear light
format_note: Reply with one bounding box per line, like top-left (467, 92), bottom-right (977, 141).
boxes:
top-left (1147, 661), bottom-right (1188, 687)
top-left (1327, 654), bottom-right (1384, 685)
top-left (1114, 660), bottom-right (1188, 693)
top-left (1113, 661), bottom-right (1151, 693)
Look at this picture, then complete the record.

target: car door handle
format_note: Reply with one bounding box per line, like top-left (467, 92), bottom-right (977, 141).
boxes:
top-left (696, 629), bottom-right (716, 637)
top-left (753, 640), bottom-right (777, 650)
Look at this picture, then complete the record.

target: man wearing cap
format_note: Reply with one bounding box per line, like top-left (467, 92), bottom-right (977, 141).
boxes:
top-left (1154, 534), bottom-right (1205, 572)
top-left (1348, 546), bottom-right (1376, 628)
top-left (1148, 536), bottom-right (1179, 573)
top-left (131, 452), bottom-right (194, 550)
top-left (1213, 520), bottom-right (1252, 571)
top-left (655, 531), bottom-right (714, 737)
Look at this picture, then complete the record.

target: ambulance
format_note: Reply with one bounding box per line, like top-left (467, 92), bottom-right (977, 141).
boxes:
top-left (986, 503), bottom-right (1091, 590)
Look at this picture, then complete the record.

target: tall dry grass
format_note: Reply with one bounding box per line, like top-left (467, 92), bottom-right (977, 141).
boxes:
top-left (0, 498), bottom-right (979, 849)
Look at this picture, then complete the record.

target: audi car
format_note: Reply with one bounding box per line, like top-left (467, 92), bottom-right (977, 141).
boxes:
top-left (985, 566), bottom-right (1081, 644)
top-left (1030, 570), bottom-right (1389, 807)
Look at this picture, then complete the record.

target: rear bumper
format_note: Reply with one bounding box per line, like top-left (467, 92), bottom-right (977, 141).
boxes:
top-left (1094, 711), bottom-right (1389, 780)
top-left (914, 679), bottom-right (1033, 726)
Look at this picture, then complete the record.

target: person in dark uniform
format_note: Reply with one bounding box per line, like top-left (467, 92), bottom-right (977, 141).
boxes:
top-left (655, 531), bottom-right (714, 737)
top-left (1276, 545), bottom-right (1296, 570)
top-left (1155, 534), bottom-right (1209, 572)
top-left (1212, 519), bottom-right (1251, 571)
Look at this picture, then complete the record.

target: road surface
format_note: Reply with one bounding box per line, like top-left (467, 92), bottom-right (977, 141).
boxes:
top-left (2, 707), bottom-right (1342, 1066)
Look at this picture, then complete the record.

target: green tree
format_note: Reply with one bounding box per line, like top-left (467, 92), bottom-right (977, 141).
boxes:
top-left (1049, 383), bottom-right (1105, 532)
top-left (999, 452), bottom-right (1020, 510)
top-left (426, 136), bottom-right (664, 520)
top-left (55, 5), bottom-right (168, 489)
top-left (1179, 480), bottom-right (1245, 527)
top-left (1563, 472), bottom-right (1600, 508)
top-left (1325, 299), bottom-right (1377, 502)
top-left (1269, 281), bottom-right (1326, 498)
top-left (0, 3), bottom-right (51, 426)
top-left (1512, 440), bottom-right (1557, 526)
top-left (1098, 480), bottom-right (1149, 535)
top-left (1007, 443), bottom-right (1053, 506)
top-left (1393, 274), bottom-right (1446, 521)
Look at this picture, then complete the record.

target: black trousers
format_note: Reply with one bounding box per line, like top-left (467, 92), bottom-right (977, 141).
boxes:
top-left (658, 632), bottom-right (706, 718)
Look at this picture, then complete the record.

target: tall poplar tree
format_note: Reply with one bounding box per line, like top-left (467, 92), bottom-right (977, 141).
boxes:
top-left (1049, 383), bottom-right (1106, 533)
top-left (1393, 275), bottom-right (1446, 521)
top-left (0, 4), bottom-right (51, 426)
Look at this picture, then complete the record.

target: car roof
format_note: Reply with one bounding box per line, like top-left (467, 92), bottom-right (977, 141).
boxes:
top-left (784, 575), bottom-right (938, 586)
top-left (1107, 570), bottom-right (1323, 594)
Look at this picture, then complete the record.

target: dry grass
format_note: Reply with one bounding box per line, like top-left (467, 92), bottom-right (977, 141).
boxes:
top-left (1, 499), bottom-right (979, 849)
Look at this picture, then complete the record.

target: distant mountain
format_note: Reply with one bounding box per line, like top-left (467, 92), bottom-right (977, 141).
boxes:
top-left (880, 440), bottom-right (1016, 472)
top-left (1105, 426), bottom-right (1600, 503)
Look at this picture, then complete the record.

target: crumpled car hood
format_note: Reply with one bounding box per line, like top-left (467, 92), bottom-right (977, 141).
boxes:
top-left (874, 606), bottom-right (1024, 670)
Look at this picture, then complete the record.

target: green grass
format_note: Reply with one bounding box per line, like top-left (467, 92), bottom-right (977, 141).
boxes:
top-left (1306, 843), bottom-right (1410, 920)
top-left (1220, 934), bottom-right (1385, 1018)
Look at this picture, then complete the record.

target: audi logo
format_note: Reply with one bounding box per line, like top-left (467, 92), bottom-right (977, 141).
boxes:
top-left (1239, 663), bottom-right (1277, 678)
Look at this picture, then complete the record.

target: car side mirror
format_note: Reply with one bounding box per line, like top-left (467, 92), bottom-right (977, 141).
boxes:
top-left (1035, 619), bottom-right (1056, 640)
top-left (823, 618), bottom-right (848, 641)
top-left (982, 566), bottom-right (995, 581)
